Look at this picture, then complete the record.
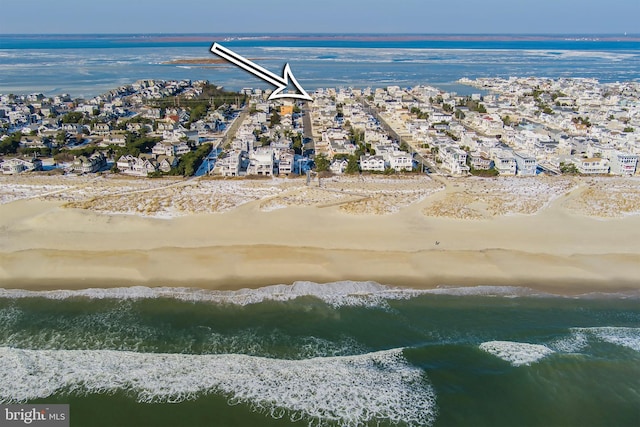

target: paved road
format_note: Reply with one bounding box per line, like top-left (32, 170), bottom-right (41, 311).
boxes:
top-left (220, 105), bottom-right (250, 150)
top-left (301, 101), bottom-right (315, 154)
top-left (360, 98), bottom-right (438, 174)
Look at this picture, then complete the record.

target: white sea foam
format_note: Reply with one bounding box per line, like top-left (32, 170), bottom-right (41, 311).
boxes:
top-left (0, 347), bottom-right (436, 426)
top-left (426, 285), bottom-right (544, 297)
top-left (0, 282), bottom-right (608, 307)
top-left (548, 331), bottom-right (589, 354)
top-left (479, 341), bottom-right (555, 366)
top-left (0, 281), bottom-right (423, 308)
top-left (574, 327), bottom-right (640, 352)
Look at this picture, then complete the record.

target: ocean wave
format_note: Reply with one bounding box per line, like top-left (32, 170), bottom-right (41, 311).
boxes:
top-left (0, 282), bottom-right (539, 308)
top-left (0, 282), bottom-right (418, 308)
top-left (573, 327), bottom-right (640, 352)
top-left (0, 308), bottom-right (366, 358)
top-left (0, 347), bottom-right (436, 426)
top-left (1, 282), bottom-right (636, 307)
top-left (548, 331), bottom-right (590, 353)
top-left (479, 341), bottom-right (555, 366)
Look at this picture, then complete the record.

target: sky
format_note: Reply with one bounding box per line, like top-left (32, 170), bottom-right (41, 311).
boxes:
top-left (0, 0), bottom-right (638, 35)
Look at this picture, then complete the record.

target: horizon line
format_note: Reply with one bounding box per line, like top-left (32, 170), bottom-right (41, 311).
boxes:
top-left (1, 32), bottom-right (639, 36)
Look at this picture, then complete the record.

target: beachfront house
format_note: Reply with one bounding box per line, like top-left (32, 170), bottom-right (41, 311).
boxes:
top-left (470, 153), bottom-right (493, 170)
top-left (608, 152), bottom-right (638, 175)
top-left (71, 152), bottom-right (107, 173)
top-left (492, 150), bottom-right (517, 175)
top-left (514, 152), bottom-right (537, 176)
top-left (277, 151), bottom-right (295, 175)
top-left (440, 146), bottom-right (470, 175)
top-left (1, 158), bottom-right (43, 174)
top-left (388, 151), bottom-right (414, 171)
top-left (330, 159), bottom-right (348, 174)
top-left (247, 148), bottom-right (274, 176)
top-left (116, 154), bottom-right (158, 177)
top-left (218, 150), bottom-right (242, 177)
top-left (360, 154), bottom-right (386, 172)
top-left (574, 157), bottom-right (609, 174)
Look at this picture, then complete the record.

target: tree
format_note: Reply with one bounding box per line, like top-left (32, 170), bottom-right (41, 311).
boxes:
top-left (60, 112), bottom-right (85, 124)
top-left (269, 110), bottom-right (281, 127)
top-left (559, 162), bottom-right (579, 175)
top-left (170, 143), bottom-right (212, 177)
top-left (345, 155), bottom-right (360, 174)
top-left (0, 132), bottom-right (22, 154)
top-left (292, 133), bottom-right (303, 155)
top-left (315, 153), bottom-right (330, 172)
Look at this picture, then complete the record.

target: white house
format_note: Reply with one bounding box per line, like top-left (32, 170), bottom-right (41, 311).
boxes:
top-left (152, 141), bottom-right (176, 157)
top-left (440, 147), bottom-right (469, 175)
top-left (609, 152), bottom-right (638, 175)
top-left (218, 150), bottom-right (242, 177)
top-left (247, 148), bottom-right (274, 176)
top-left (574, 157), bottom-right (609, 174)
top-left (388, 151), bottom-right (413, 171)
top-left (359, 155), bottom-right (386, 172)
top-left (277, 151), bottom-right (295, 175)
top-left (330, 159), bottom-right (348, 174)
top-left (1, 158), bottom-right (43, 174)
top-left (116, 154), bottom-right (157, 177)
top-left (514, 152), bottom-right (537, 176)
top-left (493, 152), bottom-right (517, 175)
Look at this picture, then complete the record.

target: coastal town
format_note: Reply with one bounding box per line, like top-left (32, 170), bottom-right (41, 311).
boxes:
top-left (1, 77), bottom-right (639, 218)
top-left (1, 77), bottom-right (639, 178)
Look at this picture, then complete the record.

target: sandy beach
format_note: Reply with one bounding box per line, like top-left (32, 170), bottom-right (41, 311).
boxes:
top-left (1, 174), bottom-right (639, 294)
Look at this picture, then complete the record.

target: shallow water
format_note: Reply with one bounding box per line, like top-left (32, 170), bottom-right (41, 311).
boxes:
top-left (0, 282), bottom-right (638, 426)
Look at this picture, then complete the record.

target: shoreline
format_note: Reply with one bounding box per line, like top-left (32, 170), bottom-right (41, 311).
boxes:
top-left (1, 245), bottom-right (639, 296)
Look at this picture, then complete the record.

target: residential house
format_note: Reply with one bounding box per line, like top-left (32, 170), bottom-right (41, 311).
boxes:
top-left (470, 153), bottom-right (493, 170)
top-left (92, 123), bottom-right (111, 136)
top-left (100, 132), bottom-right (127, 147)
top-left (152, 141), bottom-right (176, 157)
top-left (277, 150), bottom-right (295, 175)
top-left (360, 154), bottom-right (386, 172)
top-left (440, 147), bottom-right (470, 175)
top-left (247, 148), bottom-right (274, 176)
top-left (388, 151), bottom-right (413, 171)
top-left (116, 154), bottom-right (157, 177)
top-left (514, 152), bottom-right (537, 176)
top-left (174, 141), bottom-right (191, 156)
top-left (493, 151), bottom-right (517, 175)
top-left (609, 152), bottom-right (638, 175)
top-left (218, 150), bottom-right (242, 177)
top-left (157, 155), bottom-right (177, 173)
top-left (574, 157), bottom-right (609, 174)
top-left (1, 158), bottom-right (43, 174)
top-left (330, 159), bottom-right (348, 174)
top-left (71, 152), bottom-right (106, 173)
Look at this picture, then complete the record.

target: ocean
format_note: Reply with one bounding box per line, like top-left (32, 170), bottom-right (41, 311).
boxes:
top-left (0, 283), bottom-right (638, 426)
top-left (1, 34), bottom-right (639, 98)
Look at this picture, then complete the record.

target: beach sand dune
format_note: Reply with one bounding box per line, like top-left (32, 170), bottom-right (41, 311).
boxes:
top-left (1, 174), bottom-right (639, 294)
